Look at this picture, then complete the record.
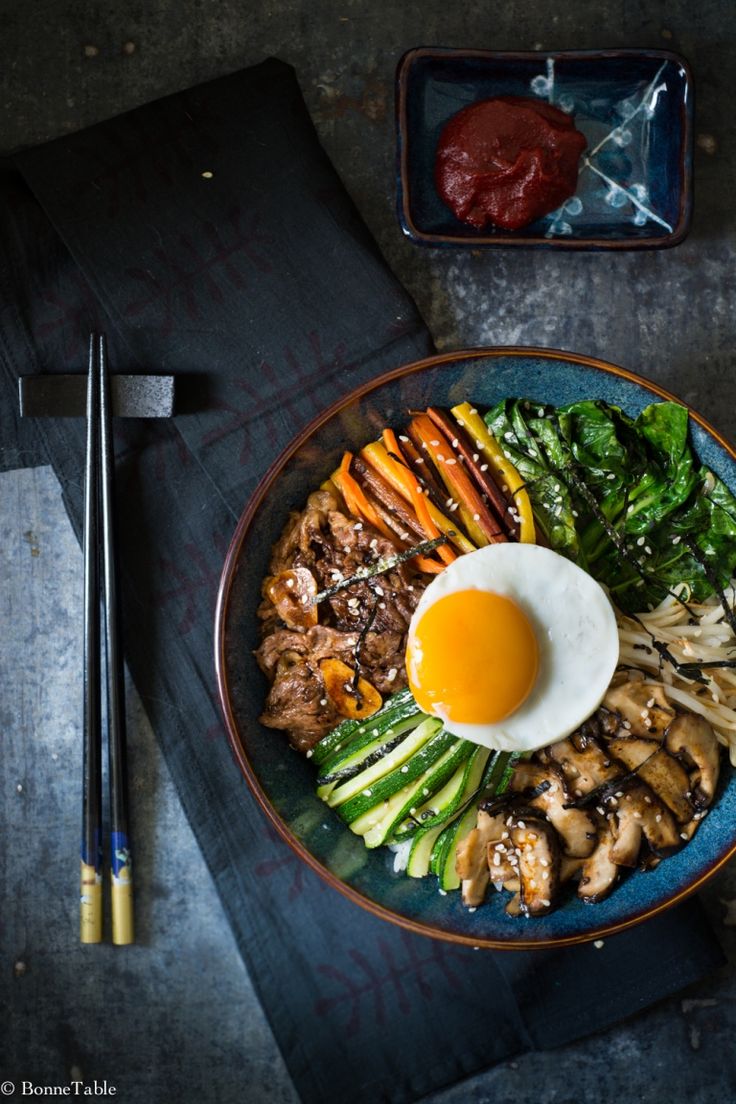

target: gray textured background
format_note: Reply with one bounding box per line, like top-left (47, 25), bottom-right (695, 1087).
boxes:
top-left (2, 2), bottom-right (735, 1102)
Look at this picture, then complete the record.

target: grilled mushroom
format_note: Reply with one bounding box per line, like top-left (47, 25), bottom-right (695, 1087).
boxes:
top-left (506, 808), bottom-right (560, 916)
top-left (456, 806), bottom-right (508, 907)
top-left (604, 680), bottom-right (675, 739)
top-left (508, 761), bottom-right (597, 857)
top-left (665, 713), bottom-right (721, 808)
top-left (609, 782), bottom-right (680, 866)
top-left (607, 735), bottom-right (693, 823)
top-left (545, 735), bottom-right (623, 796)
top-left (578, 822), bottom-right (619, 902)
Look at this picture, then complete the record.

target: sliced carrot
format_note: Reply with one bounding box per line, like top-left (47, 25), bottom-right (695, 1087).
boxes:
top-left (360, 440), bottom-right (474, 555)
top-left (408, 478), bottom-right (456, 565)
top-left (333, 452), bottom-right (395, 541)
top-left (412, 555), bottom-right (445, 574)
top-left (409, 413), bottom-right (502, 547)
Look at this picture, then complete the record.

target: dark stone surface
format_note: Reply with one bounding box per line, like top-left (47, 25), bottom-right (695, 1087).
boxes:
top-left (2, 2), bottom-right (735, 1102)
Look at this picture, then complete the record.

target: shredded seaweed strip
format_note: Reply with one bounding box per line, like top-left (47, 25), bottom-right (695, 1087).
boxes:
top-left (311, 535), bottom-right (450, 604)
top-left (350, 591), bottom-right (380, 701)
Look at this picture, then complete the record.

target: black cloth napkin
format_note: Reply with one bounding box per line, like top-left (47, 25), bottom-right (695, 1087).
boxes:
top-left (0, 58), bottom-right (724, 1104)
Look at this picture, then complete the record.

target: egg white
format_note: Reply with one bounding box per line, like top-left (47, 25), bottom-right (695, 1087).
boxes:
top-left (406, 543), bottom-right (620, 753)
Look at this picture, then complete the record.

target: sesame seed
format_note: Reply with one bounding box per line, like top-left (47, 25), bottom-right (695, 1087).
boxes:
top-left (680, 832), bottom-right (689, 840)
top-left (354, 522), bottom-right (363, 530)
top-left (644, 795), bottom-right (652, 804)
top-left (517, 820), bottom-right (526, 829)
top-left (540, 899), bottom-right (551, 907)
top-left (594, 939), bottom-right (604, 949)
top-left (596, 806), bottom-right (605, 816)
top-left (285, 578), bottom-right (295, 589)
top-left (399, 435), bottom-right (409, 442)
top-left (414, 458), bottom-right (424, 465)
top-left (537, 408), bottom-right (545, 417)
top-left (646, 698), bottom-right (655, 708)
top-left (400, 765), bottom-right (409, 773)
top-left (369, 539), bottom-right (378, 550)
top-left (615, 791), bottom-right (624, 798)
top-left (362, 789), bottom-right (372, 797)
top-left (451, 437), bottom-right (459, 448)
top-left (473, 453), bottom-right (480, 462)
top-left (480, 463), bottom-right (489, 471)
top-left (633, 811), bottom-right (642, 819)
top-left (607, 472), bottom-right (616, 480)
top-left (446, 458), bottom-right (457, 466)
top-left (469, 408), bottom-right (478, 415)
top-left (473, 513), bottom-right (480, 521)
top-left (306, 749), bottom-right (313, 758)
top-left (672, 535), bottom-right (681, 545)
top-left (655, 814), bottom-right (662, 823)
top-left (637, 536), bottom-right (646, 546)
top-left (319, 698), bottom-right (327, 706)
top-left (386, 667), bottom-right (398, 682)
top-left (645, 546), bottom-right (652, 555)
top-left (430, 439), bottom-right (439, 447)
top-left (493, 852), bottom-right (501, 866)
top-left (542, 871), bottom-right (549, 880)
top-left (456, 420), bottom-right (465, 427)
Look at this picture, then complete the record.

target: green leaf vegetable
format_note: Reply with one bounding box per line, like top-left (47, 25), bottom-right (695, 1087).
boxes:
top-left (486, 398), bottom-right (736, 612)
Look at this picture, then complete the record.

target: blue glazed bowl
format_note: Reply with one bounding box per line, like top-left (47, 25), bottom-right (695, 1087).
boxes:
top-left (396, 48), bottom-right (693, 249)
top-left (215, 349), bottom-right (735, 949)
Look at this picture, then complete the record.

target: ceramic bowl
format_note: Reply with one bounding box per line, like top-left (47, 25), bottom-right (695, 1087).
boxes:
top-left (215, 348), bottom-right (736, 949)
top-left (396, 48), bottom-right (693, 249)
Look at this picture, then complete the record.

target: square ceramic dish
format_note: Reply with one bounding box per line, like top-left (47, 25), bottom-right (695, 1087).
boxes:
top-left (396, 47), bottom-right (693, 249)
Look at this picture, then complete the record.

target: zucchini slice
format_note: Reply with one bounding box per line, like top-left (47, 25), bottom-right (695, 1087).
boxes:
top-left (315, 714), bottom-right (426, 801)
top-left (324, 717), bottom-right (442, 809)
top-left (406, 821), bottom-right (448, 878)
top-left (393, 745), bottom-right (491, 839)
top-left (310, 688), bottom-right (417, 768)
top-left (336, 724), bottom-right (454, 823)
top-left (437, 802), bottom-right (481, 892)
top-left (356, 739), bottom-right (473, 847)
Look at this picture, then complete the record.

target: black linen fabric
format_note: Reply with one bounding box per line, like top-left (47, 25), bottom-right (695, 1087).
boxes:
top-left (0, 59), bottom-right (724, 1104)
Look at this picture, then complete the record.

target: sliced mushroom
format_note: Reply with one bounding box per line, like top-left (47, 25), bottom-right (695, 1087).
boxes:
top-left (319, 658), bottom-right (382, 720)
top-left (604, 681), bottom-right (675, 740)
top-left (607, 736), bottom-right (693, 824)
top-left (610, 783), bottom-right (680, 865)
top-left (509, 761), bottom-right (598, 858)
top-left (665, 712), bottom-right (721, 808)
top-left (545, 736), bottom-right (623, 796)
top-left (456, 807), bottom-right (507, 907)
top-left (578, 822), bottom-right (619, 903)
top-left (507, 809), bottom-right (560, 916)
top-left (265, 567), bottom-right (318, 630)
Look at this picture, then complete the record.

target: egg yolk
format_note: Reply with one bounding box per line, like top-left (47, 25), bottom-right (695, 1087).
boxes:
top-left (407, 589), bottom-right (539, 725)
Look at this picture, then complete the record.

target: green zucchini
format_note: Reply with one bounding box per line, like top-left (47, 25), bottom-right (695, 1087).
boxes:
top-left (324, 717), bottom-right (441, 809)
top-left (355, 739), bottom-right (473, 847)
top-left (393, 745), bottom-right (491, 839)
top-left (406, 821), bottom-right (447, 878)
top-left (337, 726), bottom-right (455, 824)
top-left (315, 714), bottom-right (426, 800)
top-left (309, 688), bottom-right (416, 768)
top-left (437, 802), bottom-right (482, 892)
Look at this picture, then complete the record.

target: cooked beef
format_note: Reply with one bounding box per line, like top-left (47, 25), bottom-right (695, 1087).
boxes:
top-left (256, 489), bottom-right (429, 751)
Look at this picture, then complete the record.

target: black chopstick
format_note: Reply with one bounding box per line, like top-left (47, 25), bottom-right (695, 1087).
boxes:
top-left (79, 332), bottom-right (134, 945)
top-left (99, 334), bottom-right (134, 945)
top-left (81, 334), bottom-right (103, 943)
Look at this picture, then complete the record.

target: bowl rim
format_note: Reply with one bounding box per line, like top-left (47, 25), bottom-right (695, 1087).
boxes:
top-left (214, 346), bottom-right (736, 950)
top-left (395, 46), bottom-right (694, 250)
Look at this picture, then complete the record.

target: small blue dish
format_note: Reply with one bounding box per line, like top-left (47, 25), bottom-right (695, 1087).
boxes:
top-left (216, 348), bottom-right (736, 949)
top-left (396, 48), bottom-right (693, 249)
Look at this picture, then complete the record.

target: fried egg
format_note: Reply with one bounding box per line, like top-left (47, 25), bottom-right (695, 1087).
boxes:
top-left (405, 543), bottom-right (619, 753)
